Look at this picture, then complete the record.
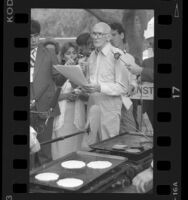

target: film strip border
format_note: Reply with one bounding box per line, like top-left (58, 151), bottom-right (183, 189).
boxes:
top-left (3, 0), bottom-right (182, 199)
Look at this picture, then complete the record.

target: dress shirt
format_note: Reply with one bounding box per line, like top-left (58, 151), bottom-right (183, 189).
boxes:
top-left (30, 47), bottom-right (38, 83)
top-left (88, 43), bottom-right (129, 96)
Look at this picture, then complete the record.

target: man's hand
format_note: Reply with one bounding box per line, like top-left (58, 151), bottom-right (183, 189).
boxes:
top-left (127, 84), bottom-right (137, 97)
top-left (132, 168), bottom-right (153, 193)
top-left (82, 84), bottom-right (101, 93)
top-left (59, 92), bottom-right (77, 101)
top-left (128, 64), bottom-right (143, 76)
top-left (66, 92), bottom-right (78, 102)
top-left (30, 138), bottom-right (41, 154)
top-left (30, 127), bottom-right (41, 154)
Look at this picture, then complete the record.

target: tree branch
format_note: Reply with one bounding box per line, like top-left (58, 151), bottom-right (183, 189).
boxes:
top-left (85, 9), bottom-right (121, 24)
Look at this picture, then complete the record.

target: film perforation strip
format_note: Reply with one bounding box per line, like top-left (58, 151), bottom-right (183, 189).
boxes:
top-left (156, 185), bottom-right (171, 195)
top-left (157, 112), bottom-right (171, 122)
top-left (14, 86), bottom-right (28, 97)
top-left (13, 159), bottom-right (28, 169)
top-left (14, 13), bottom-right (28, 24)
top-left (157, 64), bottom-right (172, 73)
top-left (157, 161), bottom-right (171, 171)
top-left (13, 111), bottom-right (27, 121)
top-left (158, 15), bottom-right (172, 25)
top-left (14, 62), bottom-right (29, 72)
top-left (158, 39), bottom-right (172, 49)
top-left (12, 13), bottom-right (29, 193)
top-left (13, 183), bottom-right (27, 193)
top-left (14, 38), bottom-right (28, 48)
top-left (157, 88), bottom-right (172, 98)
top-left (155, 4), bottom-right (179, 195)
top-left (157, 136), bottom-right (171, 147)
top-left (13, 135), bottom-right (27, 145)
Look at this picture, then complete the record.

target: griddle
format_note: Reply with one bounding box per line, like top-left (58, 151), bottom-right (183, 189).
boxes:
top-left (90, 133), bottom-right (153, 161)
top-left (30, 151), bottom-right (127, 193)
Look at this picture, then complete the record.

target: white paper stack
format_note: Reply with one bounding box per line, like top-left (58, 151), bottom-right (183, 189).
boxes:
top-left (53, 65), bottom-right (88, 86)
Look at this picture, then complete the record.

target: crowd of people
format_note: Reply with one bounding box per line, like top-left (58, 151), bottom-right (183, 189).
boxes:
top-left (30, 17), bottom-right (154, 193)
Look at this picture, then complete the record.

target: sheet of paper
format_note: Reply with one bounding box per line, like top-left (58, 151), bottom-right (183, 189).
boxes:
top-left (121, 95), bottom-right (132, 110)
top-left (53, 65), bottom-right (88, 86)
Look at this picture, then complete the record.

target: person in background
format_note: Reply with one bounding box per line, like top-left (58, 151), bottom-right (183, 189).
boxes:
top-left (30, 19), bottom-right (66, 168)
top-left (51, 42), bottom-right (86, 160)
top-left (110, 22), bottom-right (139, 133)
top-left (82, 22), bottom-right (130, 144)
top-left (59, 42), bottom-right (78, 65)
top-left (76, 33), bottom-right (94, 76)
top-left (129, 18), bottom-right (154, 193)
top-left (132, 160), bottom-right (153, 193)
top-left (128, 17), bottom-right (154, 127)
top-left (76, 32), bottom-right (94, 58)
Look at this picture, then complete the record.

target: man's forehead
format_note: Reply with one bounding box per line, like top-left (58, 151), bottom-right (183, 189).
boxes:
top-left (92, 24), bottom-right (105, 33)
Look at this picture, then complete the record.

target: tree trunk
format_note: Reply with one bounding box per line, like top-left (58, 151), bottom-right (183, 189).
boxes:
top-left (122, 10), bottom-right (148, 64)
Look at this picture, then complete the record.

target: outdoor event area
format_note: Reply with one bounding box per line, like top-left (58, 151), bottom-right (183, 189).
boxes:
top-left (30, 9), bottom-right (154, 193)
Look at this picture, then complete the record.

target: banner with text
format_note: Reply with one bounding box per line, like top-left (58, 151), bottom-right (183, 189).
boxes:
top-left (130, 82), bottom-right (154, 100)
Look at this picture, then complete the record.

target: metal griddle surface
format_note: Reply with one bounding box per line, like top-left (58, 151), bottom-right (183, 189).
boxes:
top-left (90, 133), bottom-right (153, 160)
top-left (30, 151), bottom-right (126, 192)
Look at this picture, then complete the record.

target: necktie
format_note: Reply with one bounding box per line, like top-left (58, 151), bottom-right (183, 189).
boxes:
top-left (95, 48), bottom-right (100, 55)
top-left (30, 48), bottom-right (37, 67)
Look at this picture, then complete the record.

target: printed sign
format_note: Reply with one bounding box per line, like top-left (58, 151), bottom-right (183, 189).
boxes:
top-left (130, 82), bottom-right (154, 100)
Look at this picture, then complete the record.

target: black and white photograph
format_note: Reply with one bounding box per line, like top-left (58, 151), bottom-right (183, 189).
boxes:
top-left (29, 8), bottom-right (154, 193)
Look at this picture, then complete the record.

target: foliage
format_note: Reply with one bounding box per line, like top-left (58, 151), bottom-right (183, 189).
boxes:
top-left (31, 9), bottom-right (124, 37)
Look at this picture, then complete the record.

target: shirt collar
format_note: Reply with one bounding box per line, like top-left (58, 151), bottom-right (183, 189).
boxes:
top-left (100, 42), bottom-right (111, 56)
top-left (31, 46), bottom-right (38, 52)
top-left (123, 49), bottom-right (127, 54)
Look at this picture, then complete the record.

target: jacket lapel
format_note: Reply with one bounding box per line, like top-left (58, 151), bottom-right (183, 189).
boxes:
top-left (33, 45), bottom-right (45, 81)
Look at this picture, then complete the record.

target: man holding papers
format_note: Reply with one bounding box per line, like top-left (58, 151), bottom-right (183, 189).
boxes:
top-left (82, 22), bottom-right (130, 142)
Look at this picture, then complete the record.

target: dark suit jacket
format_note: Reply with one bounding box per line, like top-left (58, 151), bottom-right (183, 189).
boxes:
top-left (141, 57), bottom-right (154, 82)
top-left (31, 44), bottom-right (66, 117)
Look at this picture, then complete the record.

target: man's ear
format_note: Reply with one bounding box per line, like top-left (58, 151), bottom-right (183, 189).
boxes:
top-left (106, 33), bottom-right (112, 42)
top-left (120, 33), bottom-right (124, 41)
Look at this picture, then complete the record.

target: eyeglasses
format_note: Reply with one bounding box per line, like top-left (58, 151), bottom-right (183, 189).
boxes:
top-left (90, 32), bottom-right (108, 39)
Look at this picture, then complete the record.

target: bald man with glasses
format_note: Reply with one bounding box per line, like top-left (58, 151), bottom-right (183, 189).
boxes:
top-left (82, 22), bottom-right (131, 143)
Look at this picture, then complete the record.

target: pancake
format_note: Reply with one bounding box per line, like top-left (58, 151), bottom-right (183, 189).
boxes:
top-left (61, 160), bottom-right (86, 169)
top-left (87, 161), bottom-right (112, 169)
top-left (35, 172), bottom-right (59, 181)
top-left (126, 148), bottom-right (141, 153)
top-left (57, 178), bottom-right (84, 188)
top-left (112, 144), bottom-right (128, 150)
